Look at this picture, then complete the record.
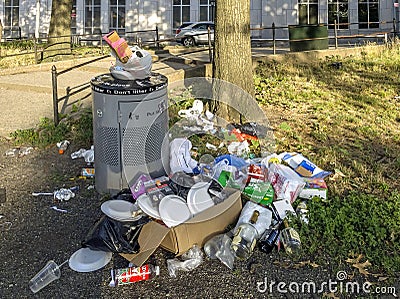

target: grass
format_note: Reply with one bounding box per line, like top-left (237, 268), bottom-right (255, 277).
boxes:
top-left (10, 105), bottom-right (93, 148)
top-left (0, 40), bottom-right (104, 68)
top-left (254, 42), bottom-right (400, 274)
top-left (6, 41), bottom-right (400, 275)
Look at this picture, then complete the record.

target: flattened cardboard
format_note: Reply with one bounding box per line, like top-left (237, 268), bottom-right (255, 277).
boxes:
top-left (163, 190), bottom-right (242, 255)
top-left (122, 189), bottom-right (242, 266)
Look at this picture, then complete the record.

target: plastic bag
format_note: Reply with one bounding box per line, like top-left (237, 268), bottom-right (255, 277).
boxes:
top-left (268, 163), bottom-right (306, 203)
top-left (166, 245), bottom-right (203, 278)
top-left (82, 215), bottom-right (149, 254)
top-left (203, 234), bottom-right (235, 269)
top-left (279, 152), bottom-right (331, 179)
top-left (169, 138), bottom-right (199, 174)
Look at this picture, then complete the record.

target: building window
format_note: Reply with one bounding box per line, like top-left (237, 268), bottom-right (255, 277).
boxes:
top-left (358, 0), bottom-right (379, 29)
top-left (173, 0), bottom-right (190, 29)
top-left (199, 0), bottom-right (214, 21)
top-left (4, 0), bottom-right (19, 38)
top-left (71, 0), bottom-right (77, 35)
top-left (110, 0), bottom-right (126, 34)
top-left (298, 0), bottom-right (318, 25)
top-left (85, 0), bottom-right (101, 35)
top-left (328, 0), bottom-right (349, 29)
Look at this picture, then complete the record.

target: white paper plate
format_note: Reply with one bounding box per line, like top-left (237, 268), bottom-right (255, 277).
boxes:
top-left (137, 194), bottom-right (161, 220)
top-left (101, 200), bottom-right (139, 221)
top-left (69, 248), bottom-right (112, 273)
top-left (159, 195), bottom-right (192, 228)
top-left (187, 182), bottom-right (214, 215)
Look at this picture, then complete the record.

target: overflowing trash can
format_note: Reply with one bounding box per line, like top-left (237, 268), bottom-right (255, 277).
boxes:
top-left (91, 73), bottom-right (169, 194)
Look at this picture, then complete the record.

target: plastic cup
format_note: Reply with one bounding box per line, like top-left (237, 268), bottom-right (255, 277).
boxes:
top-left (29, 260), bottom-right (61, 293)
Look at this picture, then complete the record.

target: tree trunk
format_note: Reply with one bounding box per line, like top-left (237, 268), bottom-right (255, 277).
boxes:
top-left (211, 0), bottom-right (255, 123)
top-left (46, 0), bottom-right (73, 58)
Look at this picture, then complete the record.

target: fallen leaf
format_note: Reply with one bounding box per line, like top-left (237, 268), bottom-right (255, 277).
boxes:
top-left (378, 276), bottom-right (389, 282)
top-left (294, 260), bottom-right (320, 268)
top-left (272, 261), bottom-right (291, 269)
top-left (346, 254), bottom-right (364, 264)
top-left (352, 260), bottom-right (372, 276)
top-left (323, 292), bottom-right (340, 299)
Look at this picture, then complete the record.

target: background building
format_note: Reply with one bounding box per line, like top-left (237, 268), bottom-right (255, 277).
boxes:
top-left (0, 0), bottom-right (398, 41)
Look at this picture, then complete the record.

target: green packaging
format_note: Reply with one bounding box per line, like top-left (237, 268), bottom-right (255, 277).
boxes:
top-left (243, 182), bottom-right (274, 206)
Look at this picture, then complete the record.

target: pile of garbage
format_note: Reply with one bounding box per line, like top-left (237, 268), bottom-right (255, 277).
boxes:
top-left (27, 98), bottom-right (332, 292)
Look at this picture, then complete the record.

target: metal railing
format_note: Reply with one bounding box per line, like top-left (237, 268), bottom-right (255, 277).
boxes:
top-left (249, 19), bottom-right (398, 54)
top-left (51, 55), bottom-right (109, 125)
top-left (4, 19), bottom-right (396, 64)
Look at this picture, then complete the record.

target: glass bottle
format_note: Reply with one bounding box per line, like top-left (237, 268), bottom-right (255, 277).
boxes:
top-left (231, 210), bottom-right (260, 259)
top-left (280, 219), bottom-right (301, 254)
top-left (258, 220), bottom-right (282, 254)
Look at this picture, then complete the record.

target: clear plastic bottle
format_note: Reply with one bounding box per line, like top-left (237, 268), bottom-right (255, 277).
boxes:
top-left (280, 219), bottom-right (301, 254)
top-left (231, 210), bottom-right (260, 259)
top-left (110, 264), bottom-right (160, 286)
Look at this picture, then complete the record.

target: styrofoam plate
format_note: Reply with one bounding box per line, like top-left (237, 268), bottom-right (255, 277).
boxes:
top-left (101, 200), bottom-right (138, 221)
top-left (159, 195), bottom-right (192, 228)
top-left (187, 182), bottom-right (214, 215)
top-left (69, 248), bottom-right (112, 273)
top-left (137, 194), bottom-right (161, 220)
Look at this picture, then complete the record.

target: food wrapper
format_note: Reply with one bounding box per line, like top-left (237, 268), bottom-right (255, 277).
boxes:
top-left (298, 178), bottom-right (328, 200)
top-left (103, 31), bottom-right (133, 63)
top-left (242, 182), bottom-right (274, 207)
top-left (279, 152), bottom-right (331, 179)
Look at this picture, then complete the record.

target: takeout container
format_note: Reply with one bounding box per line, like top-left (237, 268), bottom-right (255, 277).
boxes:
top-left (121, 189), bottom-right (242, 266)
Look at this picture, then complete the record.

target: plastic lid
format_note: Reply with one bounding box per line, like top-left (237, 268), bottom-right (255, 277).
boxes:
top-left (155, 265), bottom-right (160, 276)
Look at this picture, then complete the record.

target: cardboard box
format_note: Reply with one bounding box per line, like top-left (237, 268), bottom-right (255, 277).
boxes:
top-left (121, 189), bottom-right (242, 266)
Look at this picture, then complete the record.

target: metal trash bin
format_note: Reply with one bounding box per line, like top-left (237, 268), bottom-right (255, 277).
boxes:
top-left (91, 73), bottom-right (169, 194)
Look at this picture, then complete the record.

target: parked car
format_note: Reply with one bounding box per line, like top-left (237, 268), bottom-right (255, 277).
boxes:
top-left (175, 22), bottom-right (214, 47)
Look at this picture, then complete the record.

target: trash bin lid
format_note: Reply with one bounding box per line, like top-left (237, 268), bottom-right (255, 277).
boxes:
top-left (91, 73), bottom-right (167, 95)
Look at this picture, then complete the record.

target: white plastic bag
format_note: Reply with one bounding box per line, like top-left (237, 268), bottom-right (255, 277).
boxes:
top-left (111, 46), bottom-right (152, 80)
top-left (167, 245), bottom-right (203, 277)
top-left (268, 163), bottom-right (305, 203)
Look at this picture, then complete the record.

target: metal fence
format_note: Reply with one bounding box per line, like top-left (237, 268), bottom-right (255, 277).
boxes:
top-left (1, 19), bottom-right (399, 62)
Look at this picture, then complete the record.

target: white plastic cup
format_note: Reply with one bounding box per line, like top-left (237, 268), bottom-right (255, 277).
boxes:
top-left (29, 260), bottom-right (61, 293)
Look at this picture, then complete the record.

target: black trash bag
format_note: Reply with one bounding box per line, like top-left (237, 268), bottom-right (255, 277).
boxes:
top-left (207, 179), bottom-right (227, 204)
top-left (82, 215), bottom-right (150, 254)
top-left (228, 122), bottom-right (268, 138)
top-left (111, 188), bottom-right (134, 203)
top-left (168, 171), bottom-right (196, 200)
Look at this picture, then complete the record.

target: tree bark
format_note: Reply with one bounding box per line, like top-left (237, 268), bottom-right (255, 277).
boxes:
top-left (46, 0), bottom-right (73, 57)
top-left (212, 0), bottom-right (255, 123)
